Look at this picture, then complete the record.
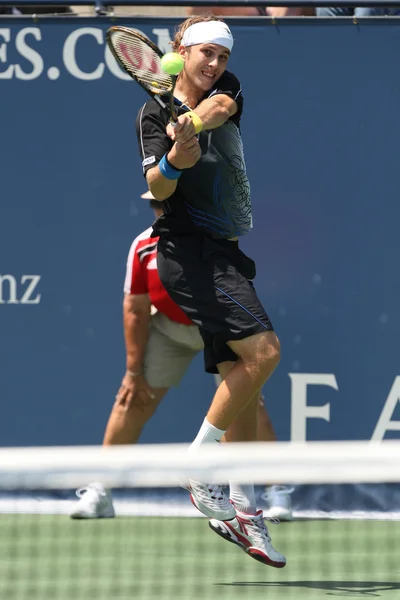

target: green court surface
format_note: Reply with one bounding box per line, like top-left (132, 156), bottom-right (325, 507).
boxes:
top-left (1, 516), bottom-right (399, 599)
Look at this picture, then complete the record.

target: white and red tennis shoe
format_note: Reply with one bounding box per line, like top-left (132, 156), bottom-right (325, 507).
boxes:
top-left (209, 508), bottom-right (286, 568)
top-left (185, 481), bottom-right (236, 521)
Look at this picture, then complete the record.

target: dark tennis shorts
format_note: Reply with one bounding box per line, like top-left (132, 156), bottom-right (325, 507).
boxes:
top-left (156, 235), bottom-right (274, 374)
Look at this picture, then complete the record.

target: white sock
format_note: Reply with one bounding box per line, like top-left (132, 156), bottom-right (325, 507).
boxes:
top-left (229, 483), bottom-right (257, 514)
top-left (189, 418), bottom-right (225, 451)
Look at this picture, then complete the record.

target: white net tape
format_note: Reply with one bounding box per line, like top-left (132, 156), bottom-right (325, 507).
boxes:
top-left (0, 440), bottom-right (399, 489)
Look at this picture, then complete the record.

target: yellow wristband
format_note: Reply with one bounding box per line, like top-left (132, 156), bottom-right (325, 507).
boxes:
top-left (186, 111), bottom-right (203, 135)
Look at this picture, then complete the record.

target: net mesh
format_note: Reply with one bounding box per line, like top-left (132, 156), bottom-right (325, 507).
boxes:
top-left (1, 441), bottom-right (400, 600)
top-left (108, 28), bottom-right (173, 93)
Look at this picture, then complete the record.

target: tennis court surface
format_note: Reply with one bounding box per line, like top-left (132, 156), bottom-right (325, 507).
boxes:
top-left (1, 441), bottom-right (399, 599)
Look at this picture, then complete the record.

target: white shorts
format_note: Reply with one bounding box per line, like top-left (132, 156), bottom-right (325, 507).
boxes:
top-left (144, 312), bottom-right (204, 388)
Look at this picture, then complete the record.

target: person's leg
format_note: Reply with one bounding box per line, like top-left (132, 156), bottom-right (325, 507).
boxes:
top-left (214, 367), bottom-right (258, 443)
top-left (256, 394), bottom-right (277, 442)
top-left (189, 324), bottom-right (280, 521)
top-left (103, 387), bottom-right (168, 445)
top-left (69, 391), bottom-right (166, 519)
top-left (157, 236), bottom-right (279, 520)
top-left (71, 388), bottom-right (169, 519)
top-left (214, 373), bottom-right (277, 442)
top-left (215, 371), bottom-right (293, 520)
top-left (206, 330), bottom-right (280, 431)
top-left (217, 363), bottom-right (285, 516)
top-left (190, 334), bottom-right (279, 458)
top-left (70, 316), bottom-right (199, 519)
top-left (158, 237), bottom-right (279, 433)
top-left (216, 361), bottom-right (258, 514)
top-left (255, 395), bottom-right (293, 521)
top-left (208, 361), bottom-right (286, 568)
top-left (104, 314), bottom-right (201, 445)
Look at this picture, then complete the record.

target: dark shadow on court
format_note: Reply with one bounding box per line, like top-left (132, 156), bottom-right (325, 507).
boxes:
top-left (214, 581), bottom-right (400, 597)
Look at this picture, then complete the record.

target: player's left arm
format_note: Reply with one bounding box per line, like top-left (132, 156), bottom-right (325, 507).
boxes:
top-left (193, 94), bottom-right (238, 130)
top-left (168, 95), bottom-right (237, 143)
top-left (167, 72), bottom-right (243, 143)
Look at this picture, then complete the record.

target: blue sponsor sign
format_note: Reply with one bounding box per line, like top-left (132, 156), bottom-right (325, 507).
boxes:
top-left (1, 17), bottom-right (400, 445)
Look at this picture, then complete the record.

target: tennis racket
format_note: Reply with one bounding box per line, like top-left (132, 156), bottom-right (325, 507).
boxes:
top-left (106, 26), bottom-right (178, 122)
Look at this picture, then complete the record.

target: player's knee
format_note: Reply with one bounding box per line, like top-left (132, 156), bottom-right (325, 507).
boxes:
top-left (268, 336), bottom-right (281, 368)
top-left (230, 331), bottom-right (280, 383)
top-left (257, 333), bottom-right (280, 374)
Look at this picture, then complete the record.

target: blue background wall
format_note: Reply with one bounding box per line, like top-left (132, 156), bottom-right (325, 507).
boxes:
top-left (1, 17), bottom-right (399, 446)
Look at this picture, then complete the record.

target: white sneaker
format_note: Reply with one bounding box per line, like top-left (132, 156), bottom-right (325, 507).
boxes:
top-left (69, 483), bottom-right (115, 519)
top-left (185, 480), bottom-right (236, 521)
top-left (262, 485), bottom-right (294, 521)
top-left (209, 509), bottom-right (286, 568)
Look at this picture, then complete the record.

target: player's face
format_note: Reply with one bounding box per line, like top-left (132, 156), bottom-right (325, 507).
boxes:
top-left (181, 43), bottom-right (230, 92)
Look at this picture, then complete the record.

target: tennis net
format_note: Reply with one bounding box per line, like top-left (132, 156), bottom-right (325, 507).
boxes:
top-left (1, 441), bottom-right (400, 600)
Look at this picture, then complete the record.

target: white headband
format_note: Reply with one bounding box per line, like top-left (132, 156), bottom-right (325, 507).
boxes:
top-left (181, 21), bottom-right (234, 52)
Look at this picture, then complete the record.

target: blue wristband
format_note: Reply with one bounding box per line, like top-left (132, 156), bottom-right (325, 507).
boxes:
top-left (158, 154), bottom-right (182, 180)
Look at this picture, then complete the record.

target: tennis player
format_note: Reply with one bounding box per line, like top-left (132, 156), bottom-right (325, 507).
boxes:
top-left (70, 194), bottom-right (291, 525)
top-left (136, 16), bottom-right (286, 567)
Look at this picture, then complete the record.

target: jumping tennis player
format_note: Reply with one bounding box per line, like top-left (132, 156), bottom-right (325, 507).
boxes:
top-left (136, 15), bottom-right (286, 567)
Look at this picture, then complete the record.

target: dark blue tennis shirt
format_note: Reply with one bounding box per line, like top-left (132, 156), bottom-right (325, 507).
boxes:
top-left (136, 71), bottom-right (252, 240)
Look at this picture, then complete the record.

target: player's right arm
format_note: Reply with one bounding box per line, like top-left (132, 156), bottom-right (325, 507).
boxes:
top-left (136, 103), bottom-right (201, 201)
top-left (146, 137), bottom-right (201, 200)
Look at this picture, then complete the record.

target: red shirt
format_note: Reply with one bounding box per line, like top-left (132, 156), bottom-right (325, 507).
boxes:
top-left (123, 227), bottom-right (192, 326)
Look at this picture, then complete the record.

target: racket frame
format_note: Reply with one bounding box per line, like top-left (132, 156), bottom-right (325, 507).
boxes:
top-left (106, 26), bottom-right (178, 122)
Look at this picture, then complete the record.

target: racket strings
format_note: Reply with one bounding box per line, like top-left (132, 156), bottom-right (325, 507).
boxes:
top-left (110, 31), bottom-right (173, 94)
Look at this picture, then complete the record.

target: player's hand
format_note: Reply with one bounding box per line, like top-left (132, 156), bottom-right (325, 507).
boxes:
top-left (115, 372), bottom-right (156, 412)
top-left (168, 137), bottom-right (201, 170)
top-left (166, 114), bottom-right (196, 143)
